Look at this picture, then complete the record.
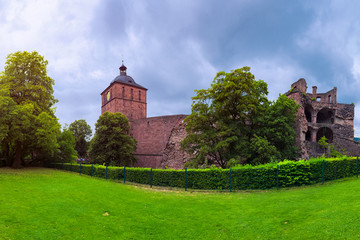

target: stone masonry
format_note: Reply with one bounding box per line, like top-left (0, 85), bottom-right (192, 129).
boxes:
top-left (101, 64), bottom-right (189, 169)
top-left (100, 63), bottom-right (147, 121)
top-left (101, 65), bottom-right (360, 168)
top-left (286, 78), bottom-right (360, 159)
top-left (130, 115), bottom-right (188, 168)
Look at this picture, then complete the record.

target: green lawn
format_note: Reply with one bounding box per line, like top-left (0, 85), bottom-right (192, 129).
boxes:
top-left (1, 168), bottom-right (360, 240)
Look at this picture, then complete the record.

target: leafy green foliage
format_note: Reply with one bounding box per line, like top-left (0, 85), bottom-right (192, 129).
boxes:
top-left (0, 51), bottom-right (60, 168)
top-left (318, 136), bottom-right (328, 155)
top-left (260, 94), bottom-right (299, 160)
top-left (69, 119), bottom-right (92, 157)
top-left (249, 135), bottom-right (277, 165)
top-left (329, 145), bottom-right (343, 158)
top-left (56, 128), bottom-right (77, 162)
top-left (181, 66), bottom-right (299, 168)
top-left (50, 156), bottom-right (360, 190)
top-left (277, 160), bottom-right (311, 187)
top-left (1, 51), bottom-right (57, 114)
top-left (28, 112), bottom-right (61, 163)
top-left (89, 112), bottom-right (137, 166)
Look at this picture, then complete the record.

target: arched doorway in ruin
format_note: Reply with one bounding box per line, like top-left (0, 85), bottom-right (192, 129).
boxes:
top-left (316, 127), bottom-right (333, 143)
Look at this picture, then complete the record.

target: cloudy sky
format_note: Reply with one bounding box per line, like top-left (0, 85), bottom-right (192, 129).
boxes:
top-left (1, 0), bottom-right (360, 135)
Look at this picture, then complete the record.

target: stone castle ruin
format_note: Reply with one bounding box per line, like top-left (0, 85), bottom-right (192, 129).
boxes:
top-left (100, 63), bottom-right (189, 169)
top-left (286, 78), bottom-right (359, 159)
top-left (101, 65), bottom-right (359, 168)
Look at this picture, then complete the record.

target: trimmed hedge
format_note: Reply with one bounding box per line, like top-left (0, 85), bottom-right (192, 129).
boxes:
top-left (47, 156), bottom-right (360, 190)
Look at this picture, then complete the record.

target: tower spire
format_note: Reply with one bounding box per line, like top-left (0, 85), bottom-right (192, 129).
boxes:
top-left (119, 60), bottom-right (127, 76)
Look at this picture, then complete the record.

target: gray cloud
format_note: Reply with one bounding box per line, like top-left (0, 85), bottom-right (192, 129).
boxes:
top-left (1, 0), bottom-right (360, 135)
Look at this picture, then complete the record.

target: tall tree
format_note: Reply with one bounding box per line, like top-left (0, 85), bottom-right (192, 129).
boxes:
top-left (32, 112), bottom-right (61, 161)
top-left (89, 112), bottom-right (137, 166)
top-left (259, 94), bottom-right (299, 161)
top-left (0, 51), bottom-right (59, 168)
top-left (181, 66), bottom-right (299, 168)
top-left (56, 127), bottom-right (77, 162)
top-left (69, 119), bottom-right (92, 157)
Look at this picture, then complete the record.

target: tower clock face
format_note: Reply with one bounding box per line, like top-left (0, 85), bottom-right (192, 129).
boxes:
top-left (106, 91), bottom-right (110, 101)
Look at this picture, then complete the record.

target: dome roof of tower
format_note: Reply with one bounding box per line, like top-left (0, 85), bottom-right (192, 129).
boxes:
top-left (111, 75), bottom-right (147, 89)
top-left (110, 63), bottom-right (147, 90)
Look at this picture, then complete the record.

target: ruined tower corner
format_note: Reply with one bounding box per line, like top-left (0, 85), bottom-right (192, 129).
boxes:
top-left (287, 78), bottom-right (308, 95)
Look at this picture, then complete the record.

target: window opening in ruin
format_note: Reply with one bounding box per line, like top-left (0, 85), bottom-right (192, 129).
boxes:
top-left (316, 97), bottom-right (321, 102)
top-left (122, 87), bottom-right (125, 97)
top-left (328, 95), bottom-right (331, 103)
top-left (139, 91), bottom-right (141, 101)
top-left (131, 89), bottom-right (133, 100)
top-left (305, 130), bottom-right (311, 141)
top-left (305, 105), bottom-right (312, 122)
top-left (316, 127), bottom-right (333, 143)
top-left (316, 108), bottom-right (333, 124)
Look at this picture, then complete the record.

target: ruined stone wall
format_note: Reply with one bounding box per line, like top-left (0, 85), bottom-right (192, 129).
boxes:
top-left (287, 78), bottom-right (358, 159)
top-left (304, 137), bottom-right (360, 158)
top-left (130, 115), bottom-right (188, 168)
top-left (331, 137), bottom-right (360, 156)
top-left (161, 119), bottom-right (190, 169)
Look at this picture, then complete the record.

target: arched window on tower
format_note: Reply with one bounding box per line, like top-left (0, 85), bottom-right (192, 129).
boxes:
top-left (122, 87), bottom-right (125, 98)
top-left (131, 89), bottom-right (133, 100)
top-left (139, 90), bottom-right (141, 101)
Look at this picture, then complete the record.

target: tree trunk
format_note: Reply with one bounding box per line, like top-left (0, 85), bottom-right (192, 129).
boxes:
top-left (4, 142), bottom-right (10, 166)
top-left (12, 141), bottom-right (22, 169)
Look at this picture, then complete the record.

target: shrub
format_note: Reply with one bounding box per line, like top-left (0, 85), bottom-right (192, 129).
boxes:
top-left (48, 156), bottom-right (359, 190)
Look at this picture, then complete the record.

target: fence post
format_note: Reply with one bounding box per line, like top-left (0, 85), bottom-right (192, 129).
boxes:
top-left (276, 165), bottom-right (279, 190)
top-left (91, 164), bottom-right (93, 177)
top-left (124, 166), bottom-right (126, 184)
top-left (150, 168), bottom-right (153, 188)
top-left (80, 163), bottom-right (82, 175)
top-left (106, 164), bottom-right (108, 180)
top-left (357, 156), bottom-right (359, 178)
top-left (229, 168), bottom-right (232, 192)
top-left (185, 168), bottom-right (188, 191)
top-left (322, 159), bottom-right (325, 184)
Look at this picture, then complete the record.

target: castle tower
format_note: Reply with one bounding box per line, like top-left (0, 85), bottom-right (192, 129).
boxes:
top-left (286, 78), bottom-right (358, 159)
top-left (101, 62), bottom-right (147, 121)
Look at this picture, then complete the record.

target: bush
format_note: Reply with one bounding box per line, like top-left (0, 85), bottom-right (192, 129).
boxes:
top-left (48, 156), bottom-right (360, 190)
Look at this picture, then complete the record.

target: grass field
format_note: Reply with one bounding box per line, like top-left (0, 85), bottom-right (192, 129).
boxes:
top-left (1, 168), bottom-right (360, 240)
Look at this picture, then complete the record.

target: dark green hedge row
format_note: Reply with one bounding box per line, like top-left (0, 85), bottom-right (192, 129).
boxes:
top-left (47, 156), bottom-right (359, 190)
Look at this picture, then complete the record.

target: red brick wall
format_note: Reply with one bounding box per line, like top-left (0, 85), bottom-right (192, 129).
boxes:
top-left (130, 115), bottom-right (188, 168)
top-left (134, 155), bottom-right (163, 169)
top-left (101, 82), bottom-right (147, 121)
